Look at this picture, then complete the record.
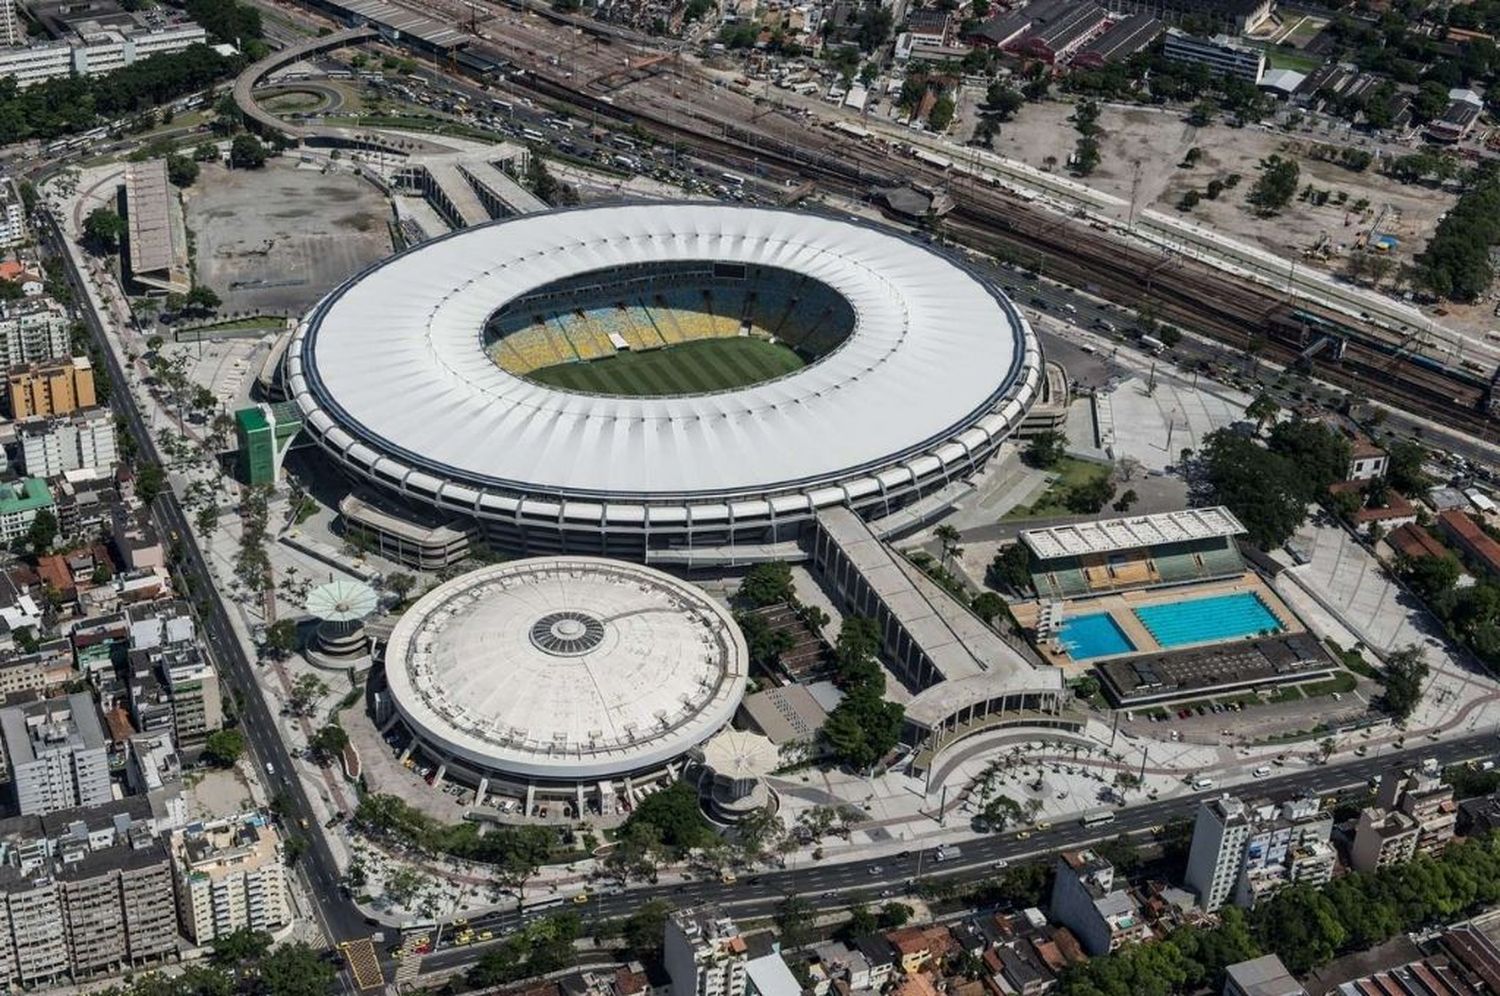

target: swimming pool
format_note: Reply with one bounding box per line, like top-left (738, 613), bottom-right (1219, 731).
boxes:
top-left (1133, 592), bottom-right (1282, 649)
top-left (1059, 613), bottom-right (1136, 660)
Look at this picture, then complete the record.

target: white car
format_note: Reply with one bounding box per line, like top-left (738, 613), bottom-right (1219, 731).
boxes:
top-left (1253, 766), bottom-right (1270, 778)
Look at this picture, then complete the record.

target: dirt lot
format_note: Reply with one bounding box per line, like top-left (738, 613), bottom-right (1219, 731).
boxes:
top-left (989, 101), bottom-right (1457, 287)
top-left (183, 160), bottom-right (394, 317)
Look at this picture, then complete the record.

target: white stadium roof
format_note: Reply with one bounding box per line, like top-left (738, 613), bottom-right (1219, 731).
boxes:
top-left (383, 557), bottom-right (748, 781)
top-left (288, 204), bottom-right (1039, 513)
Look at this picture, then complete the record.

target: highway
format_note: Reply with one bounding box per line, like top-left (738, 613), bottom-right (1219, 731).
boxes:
top-left (413, 726), bottom-right (1500, 974)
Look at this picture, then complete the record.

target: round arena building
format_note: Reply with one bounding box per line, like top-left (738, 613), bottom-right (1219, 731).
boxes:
top-left (381, 557), bottom-right (748, 814)
top-left (287, 203), bottom-right (1042, 561)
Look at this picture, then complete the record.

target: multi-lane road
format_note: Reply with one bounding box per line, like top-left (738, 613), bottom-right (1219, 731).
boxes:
top-left (37, 214), bottom-right (370, 951)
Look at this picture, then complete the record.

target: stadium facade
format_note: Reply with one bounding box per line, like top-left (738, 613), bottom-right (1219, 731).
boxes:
top-left (287, 203), bottom-right (1043, 562)
top-left (381, 557), bottom-right (748, 811)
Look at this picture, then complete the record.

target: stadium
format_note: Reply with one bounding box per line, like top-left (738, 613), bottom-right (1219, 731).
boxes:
top-left (380, 557), bottom-right (749, 813)
top-left (287, 203), bottom-right (1043, 560)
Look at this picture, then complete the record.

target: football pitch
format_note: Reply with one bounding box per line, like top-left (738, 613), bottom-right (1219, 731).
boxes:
top-left (527, 337), bottom-right (805, 396)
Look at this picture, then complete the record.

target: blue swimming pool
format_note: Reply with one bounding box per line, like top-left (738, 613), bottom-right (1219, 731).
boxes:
top-left (1133, 592), bottom-right (1282, 648)
top-left (1058, 613), bottom-right (1136, 660)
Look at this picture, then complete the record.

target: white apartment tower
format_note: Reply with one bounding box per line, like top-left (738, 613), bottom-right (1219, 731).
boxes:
top-left (665, 908), bottom-right (750, 996)
top-left (1185, 796), bottom-right (1252, 912)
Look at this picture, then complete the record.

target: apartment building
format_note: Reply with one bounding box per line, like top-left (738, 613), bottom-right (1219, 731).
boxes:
top-left (1048, 849), bottom-right (1153, 955)
top-left (0, 0), bottom-right (22, 48)
top-left (1375, 766), bottom-right (1457, 857)
top-left (0, 693), bottom-right (111, 816)
top-left (1350, 808), bottom-right (1421, 873)
top-left (0, 179), bottom-right (24, 249)
top-left (19, 406), bottom-right (118, 478)
top-left (126, 601), bottom-right (220, 752)
top-left (0, 299), bottom-right (66, 364)
top-left (8, 356), bottom-right (96, 419)
top-left (1186, 795), bottom-right (1334, 911)
top-left (171, 817), bottom-right (289, 943)
top-left (0, 477), bottom-right (52, 544)
top-left (664, 907), bottom-right (750, 996)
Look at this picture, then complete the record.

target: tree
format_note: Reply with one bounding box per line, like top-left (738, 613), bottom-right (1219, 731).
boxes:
top-left (984, 83), bottom-right (1024, 120)
top-left (1024, 429), bottom-right (1067, 468)
top-left (264, 619), bottom-right (298, 659)
top-left (23, 509), bottom-right (57, 553)
top-left (620, 781), bottom-right (711, 854)
top-left (775, 894), bottom-right (816, 950)
top-left (1244, 392), bottom-right (1279, 431)
top-left (186, 285), bottom-right (221, 313)
top-left (310, 723), bottom-right (349, 760)
top-left (194, 141), bottom-right (220, 161)
top-left (1111, 489), bottom-right (1138, 513)
top-left (83, 207), bottom-right (126, 254)
top-left (229, 133), bottom-right (267, 169)
top-left (622, 899), bottom-right (673, 960)
top-left (255, 941), bottom-right (336, 996)
top-left (878, 901), bottom-right (913, 929)
top-left (384, 866), bottom-right (428, 906)
top-left (739, 561), bottom-right (795, 608)
top-left (987, 543), bottom-right (1033, 593)
top-left (137, 462), bottom-right (167, 503)
top-left (203, 728), bottom-right (245, 767)
top-left (928, 95), bottom-right (955, 132)
top-left (821, 685), bottom-right (904, 770)
top-left (1380, 644), bottom-right (1429, 720)
top-left (1200, 429), bottom-right (1314, 549)
top-left (166, 153), bottom-right (200, 187)
top-left (209, 927), bottom-right (272, 967)
top-left (971, 590), bottom-right (1005, 624)
top-left (1402, 552), bottom-right (1460, 601)
top-left (1267, 418), bottom-right (1351, 492)
top-left (1249, 154), bottom-right (1299, 213)
top-left (288, 672), bottom-right (326, 715)
top-left (935, 523), bottom-right (961, 569)
top-left (386, 571), bottom-right (416, 604)
top-left (1387, 440), bottom-right (1429, 494)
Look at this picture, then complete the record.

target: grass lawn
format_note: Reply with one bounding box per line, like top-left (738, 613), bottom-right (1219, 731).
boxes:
top-left (1002, 457), bottom-right (1113, 520)
top-left (528, 337), bottom-right (804, 396)
top-left (1262, 46), bottom-right (1324, 73)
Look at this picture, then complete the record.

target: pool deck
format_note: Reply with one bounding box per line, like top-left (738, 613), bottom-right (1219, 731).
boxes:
top-left (1016, 573), bottom-right (1303, 676)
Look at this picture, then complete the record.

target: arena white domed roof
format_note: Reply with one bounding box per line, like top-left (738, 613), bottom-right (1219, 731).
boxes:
top-left (288, 203), bottom-right (1039, 506)
top-left (382, 557), bottom-right (748, 781)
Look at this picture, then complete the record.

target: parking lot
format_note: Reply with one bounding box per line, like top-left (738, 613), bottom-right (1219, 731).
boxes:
top-left (183, 160), bottom-right (394, 317)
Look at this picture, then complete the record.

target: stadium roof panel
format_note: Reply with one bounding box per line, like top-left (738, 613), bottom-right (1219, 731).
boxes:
top-left (1020, 506), bottom-right (1247, 560)
top-left (289, 204), bottom-right (1037, 504)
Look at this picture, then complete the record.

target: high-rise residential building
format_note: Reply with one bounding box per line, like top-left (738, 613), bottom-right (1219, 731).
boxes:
top-left (7, 356), bottom-right (96, 419)
top-left (18, 407), bottom-right (118, 478)
top-left (1350, 808), bottom-right (1421, 873)
top-left (0, 300), bottom-right (66, 363)
top-left (0, 0), bottom-right (23, 49)
top-left (0, 178), bottom-right (23, 245)
top-left (1376, 765), bottom-right (1457, 857)
top-left (1047, 849), bottom-right (1153, 956)
top-left (664, 907), bottom-right (750, 996)
top-left (1187, 795), bottom-right (1334, 911)
top-left (1185, 796), bottom-right (1252, 912)
top-left (171, 817), bottom-right (289, 943)
top-left (126, 601), bottom-right (220, 753)
top-left (0, 693), bottom-right (111, 816)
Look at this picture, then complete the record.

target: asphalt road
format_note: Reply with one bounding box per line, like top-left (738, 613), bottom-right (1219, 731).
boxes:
top-left (415, 727), bottom-right (1500, 973)
top-left (38, 215), bottom-right (369, 955)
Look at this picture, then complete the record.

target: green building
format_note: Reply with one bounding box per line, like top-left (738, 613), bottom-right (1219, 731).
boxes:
top-left (235, 404), bottom-right (303, 486)
top-left (0, 478), bottom-right (53, 544)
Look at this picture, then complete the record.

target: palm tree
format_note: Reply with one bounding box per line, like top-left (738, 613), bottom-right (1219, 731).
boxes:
top-left (935, 524), bottom-right (961, 571)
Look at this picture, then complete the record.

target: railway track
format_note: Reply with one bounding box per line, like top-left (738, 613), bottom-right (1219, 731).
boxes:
top-left (488, 59), bottom-right (1497, 432)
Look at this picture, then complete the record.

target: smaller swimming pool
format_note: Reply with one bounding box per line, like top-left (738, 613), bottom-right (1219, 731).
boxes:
top-left (1059, 612), bottom-right (1135, 661)
top-left (1134, 591), bottom-right (1282, 649)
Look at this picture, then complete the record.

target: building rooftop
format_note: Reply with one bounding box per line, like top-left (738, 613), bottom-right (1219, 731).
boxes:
top-left (123, 159), bottom-right (176, 277)
top-left (384, 558), bottom-right (748, 780)
top-left (1224, 954), bottom-right (1305, 996)
top-left (1020, 506), bottom-right (1245, 561)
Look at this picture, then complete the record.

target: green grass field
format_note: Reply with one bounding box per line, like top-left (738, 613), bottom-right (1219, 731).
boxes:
top-left (527, 337), bottom-right (805, 396)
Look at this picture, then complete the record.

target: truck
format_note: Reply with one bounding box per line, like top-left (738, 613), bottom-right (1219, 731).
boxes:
top-left (1140, 335), bottom-right (1166, 355)
top-left (933, 844), bottom-right (961, 863)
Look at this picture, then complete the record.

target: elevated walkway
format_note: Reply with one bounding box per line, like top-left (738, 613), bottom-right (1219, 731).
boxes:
top-left (421, 159), bottom-right (489, 228)
top-left (459, 159), bottom-right (548, 216)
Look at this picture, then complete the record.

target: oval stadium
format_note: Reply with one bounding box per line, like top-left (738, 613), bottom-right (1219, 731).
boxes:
top-left (286, 203), bottom-right (1043, 560)
top-left (380, 557), bottom-right (748, 808)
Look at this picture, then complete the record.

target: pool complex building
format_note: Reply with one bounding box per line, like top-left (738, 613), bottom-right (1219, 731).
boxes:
top-left (1012, 508), bottom-right (1337, 706)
